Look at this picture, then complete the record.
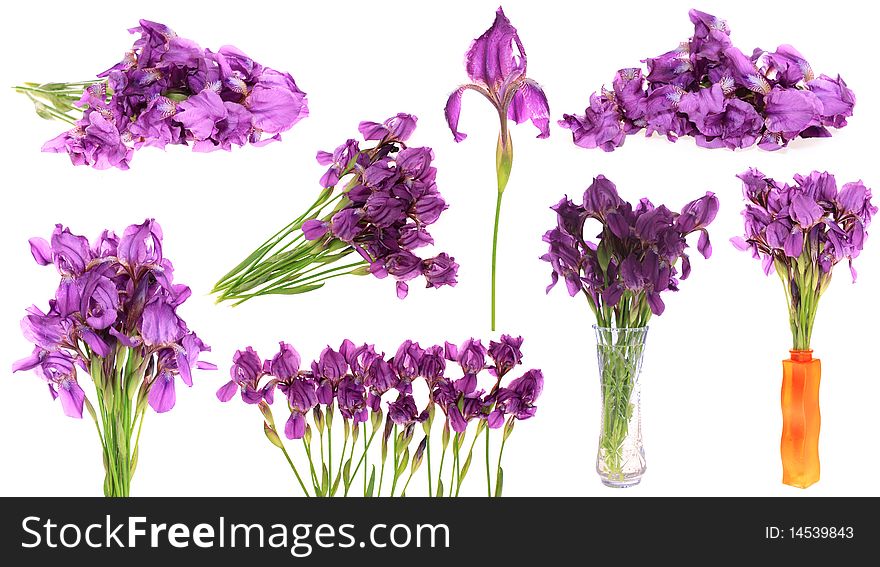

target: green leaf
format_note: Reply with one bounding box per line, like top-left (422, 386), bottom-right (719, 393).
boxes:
top-left (129, 446), bottom-right (139, 478)
top-left (459, 452), bottom-right (473, 481)
top-left (366, 467), bottom-right (376, 497)
top-left (342, 459), bottom-right (352, 489)
top-left (494, 467), bottom-right (504, 497)
top-left (256, 282), bottom-right (326, 297)
top-left (436, 479), bottom-right (444, 498)
top-left (320, 465), bottom-right (329, 497)
top-left (395, 449), bottom-right (409, 480)
top-left (597, 240), bottom-right (611, 272)
top-left (331, 473), bottom-right (341, 496)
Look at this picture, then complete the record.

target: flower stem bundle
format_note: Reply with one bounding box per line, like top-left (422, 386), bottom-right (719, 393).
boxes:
top-left (218, 336), bottom-right (541, 497)
top-left (213, 114), bottom-right (458, 304)
top-left (542, 176), bottom-right (718, 480)
top-left (732, 169), bottom-right (877, 349)
top-left (13, 220), bottom-right (215, 496)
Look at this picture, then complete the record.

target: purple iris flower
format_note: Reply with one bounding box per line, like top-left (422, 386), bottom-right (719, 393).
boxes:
top-left (217, 347), bottom-right (266, 404)
top-left (488, 334), bottom-right (524, 377)
top-left (445, 7), bottom-right (550, 143)
top-left (496, 369), bottom-right (543, 420)
top-left (358, 113), bottom-right (417, 142)
top-left (337, 376), bottom-right (368, 424)
top-left (18, 219), bottom-right (213, 429)
top-left (543, 175), bottom-right (717, 322)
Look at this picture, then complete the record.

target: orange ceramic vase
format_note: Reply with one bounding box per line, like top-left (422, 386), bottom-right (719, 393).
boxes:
top-left (780, 350), bottom-right (821, 488)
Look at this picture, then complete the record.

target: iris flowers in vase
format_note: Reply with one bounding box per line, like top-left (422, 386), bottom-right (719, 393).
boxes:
top-left (731, 169), bottom-right (876, 487)
top-left (13, 220), bottom-right (215, 496)
top-left (213, 113), bottom-right (458, 303)
top-left (444, 6), bottom-right (550, 330)
top-left (218, 336), bottom-right (542, 497)
top-left (560, 10), bottom-right (854, 152)
top-left (542, 176), bottom-right (718, 486)
top-left (17, 20), bottom-right (308, 169)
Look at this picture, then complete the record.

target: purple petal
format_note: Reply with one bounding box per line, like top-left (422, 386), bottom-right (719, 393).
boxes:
top-left (508, 79), bottom-right (550, 138)
top-left (109, 327), bottom-right (142, 348)
top-left (216, 380), bottom-right (238, 402)
top-left (176, 90), bottom-right (227, 139)
top-left (58, 379), bottom-right (85, 419)
top-left (247, 85), bottom-right (308, 134)
top-left (285, 413), bottom-right (306, 440)
top-left (148, 372), bottom-right (176, 413)
top-left (783, 229), bottom-right (804, 258)
top-left (29, 238), bottom-right (52, 266)
top-left (764, 88), bottom-right (821, 133)
top-left (790, 193), bottom-right (824, 228)
top-left (176, 351), bottom-right (193, 387)
top-left (396, 281), bottom-right (409, 299)
top-left (13, 349), bottom-right (43, 373)
top-left (444, 87), bottom-right (468, 142)
top-left (697, 229), bottom-right (712, 258)
top-left (730, 236), bottom-right (750, 251)
top-left (302, 219), bottom-right (329, 241)
top-left (647, 292), bottom-right (665, 316)
top-left (80, 329), bottom-right (110, 357)
top-left (488, 409), bottom-right (504, 429)
top-left (465, 7), bottom-right (526, 89)
top-left (198, 361), bottom-right (218, 371)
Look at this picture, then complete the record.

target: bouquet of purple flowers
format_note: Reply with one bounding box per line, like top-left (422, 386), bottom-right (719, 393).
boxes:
top-left (560, 10), bottom-right (855, 152)
top-left (213, 114), bottom-right (458, 303)
top-left (542, 176), bottom-right (718, 485)
top-left (13, 220), bottom-right (215, 496)
top-left (218, 336), bottom-right (542, 497)
top-left (17, 20), bottom-right (308, 169)
top-left (732, 170), bottom-right (876, 349)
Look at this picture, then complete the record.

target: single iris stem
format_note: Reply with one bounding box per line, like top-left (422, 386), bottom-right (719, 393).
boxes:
top-left (426, 435), bottom-right (433, 498)
top-left (484, 426), bottom-right (491, 497)
top-left (491, 191), bottom-right (503, 332)
top-left (279, 444), bottom-right (311, 497)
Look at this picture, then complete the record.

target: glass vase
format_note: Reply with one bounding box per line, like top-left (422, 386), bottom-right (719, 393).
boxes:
top-left (593, 325), bottom-right (648, 488)
top-left (781, 349), bottom-right (821, 488)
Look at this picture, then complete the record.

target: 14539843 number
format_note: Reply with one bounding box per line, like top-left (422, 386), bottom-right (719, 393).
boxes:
top-left (790, 527), bottom-right (854, 539)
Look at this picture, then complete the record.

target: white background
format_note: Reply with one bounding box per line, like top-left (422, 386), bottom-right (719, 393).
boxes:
top-left (1, 0), bottom-right (877, 497)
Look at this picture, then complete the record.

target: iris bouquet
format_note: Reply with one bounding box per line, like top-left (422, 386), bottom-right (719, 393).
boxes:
top-left (213, 114), bottom-right (458, 303)
top-left (542, 176), bottom-right (717, 485)
top-left (13, 220), bottom-right (215, 496)
top-left (560, 10), bottom-right (854, 152)
top-left (731, 170), bottom-right (875, 487)
top-left (444, 7), bottom-right (550, 329)
top-left (17, 20), bottom-right (308, 169)
top-left (732, 169), bottom-right (876, 349)
top-left (218, 337), bottom-right (542, 497)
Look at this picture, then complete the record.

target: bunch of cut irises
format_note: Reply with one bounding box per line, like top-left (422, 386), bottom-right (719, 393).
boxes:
top-left (218, 336), bottom-right (542, 497)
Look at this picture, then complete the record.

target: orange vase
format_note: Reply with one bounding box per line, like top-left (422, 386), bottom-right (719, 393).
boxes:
top-left (780, 350), bottom-right (821, 488)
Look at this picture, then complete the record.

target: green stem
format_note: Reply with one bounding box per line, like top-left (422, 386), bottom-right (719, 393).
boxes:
top-left (485, 426), bottom-right (492, 497)
top-left (436, 439), bottom-right (447, 497)
top-left (346, 426), bottom-right (377, 496)
top-left (390, 425), bottom-right (399, 497)
top-left (495, 429), bottom-right (509, 498)
top-left (491, 191), bottom-right (503, 332)
top-left (302, 438), bottom-right (319, 492)
top-left (426, 436), bottom-right (433, 498)
top-left (279, 444), bottom-right (311, 497)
